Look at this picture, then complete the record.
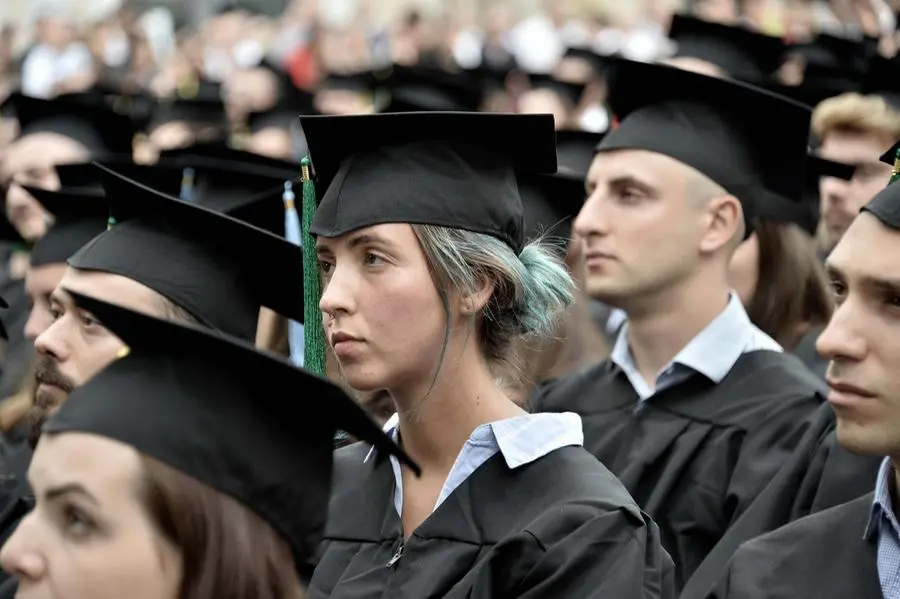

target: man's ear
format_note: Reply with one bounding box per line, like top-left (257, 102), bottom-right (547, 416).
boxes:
top-left (698, 193), bottom-right (742, 254)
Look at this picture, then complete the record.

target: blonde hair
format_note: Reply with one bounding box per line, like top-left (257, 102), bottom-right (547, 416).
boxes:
top-left (812, 92), bottom-right (900, 141)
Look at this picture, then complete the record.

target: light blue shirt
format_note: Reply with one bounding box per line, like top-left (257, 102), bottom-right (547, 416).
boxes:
top-left (610, 293), bottom-right (782, 402)
top-left (365, 412), bottom-right (584, 517)
top-left (865, 457), bottom-right (900, 598)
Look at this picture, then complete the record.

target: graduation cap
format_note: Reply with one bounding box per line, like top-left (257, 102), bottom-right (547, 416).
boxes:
top-left (158, 141), bottom-right (300, 180)
top-left (300, 112), bottom-right (557, 253)
top-left (518, 167), bottom-right (586, 247)
top-left (49, 291), bottom-right (418, 568)
top-left (755, 155), bottom-right (855, 235)
top-left (555, 129), bottom-right (605, 176)
top-left (525, 74), bottom-right (585, 108)
top-left (67, 164), bottom-right (304, 341)
top-left (58, 82), bottom-right (157, 132)
top-left (787, 34), bottom-right (874, 78)
top-left (7, 92), bottom-right (137, 156)
top-left (25, 185), bottom-right (109, 267)
top-left (317, 72), bottom-right (376, 95)
top-left (379, 65), bottom-right (484, 113)
top-left (600, 59), bottom-right (812, 225)
top-left (56, 161), bottom-right (105, 192)
top-left (762, 79), bottom-right (859, 109)
top-left (148, 82), bottom-right (228, 133)
top-left (862, 55), bottom-right (900, 112)
top-left (668, 14), bottom-right (786, 81)
top-left (861, 140), bottom-right (900, 227)
top-left (99, 160), bottom-right (295, 235)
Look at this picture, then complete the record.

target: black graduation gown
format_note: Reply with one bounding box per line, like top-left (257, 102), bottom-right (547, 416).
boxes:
top-left (680, 402), bottom-right (881, 599)
top-left (531, 350), bottom-right (824, 589)
top-left (309, 443), bottom-right (676, 599)
top-left (706, 493), bottom-right (883, 598)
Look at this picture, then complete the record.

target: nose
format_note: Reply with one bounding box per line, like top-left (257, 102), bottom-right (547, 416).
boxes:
top-left (573, 189), bottom-right (609, 241)
top-left (819, 176), bottom-right (850, 213)
top-left (318, 264), bottom-right (356, 322)
top-left (816, 299), bottom-right (867, 363)
top-left (34, 316), bottom-right (71, 363)
top-left (23, 303), bottom-right (53, 344)
top-left (0, 512), bottom-right (46, 584)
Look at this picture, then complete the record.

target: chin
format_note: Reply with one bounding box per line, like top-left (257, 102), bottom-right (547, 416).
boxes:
top-left (338, 364), bottom-right (390, 394)
top-left (834, 420), bottom-right (894, 457)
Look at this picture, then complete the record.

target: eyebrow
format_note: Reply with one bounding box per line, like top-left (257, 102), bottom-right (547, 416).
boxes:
top-left (607, 174), bottom-right (657, 193)
top-left (48, 287), bottom-right (71, 308)
top-left (44, 483), bottom-right (99, 505)
top-left (317, 233), bottom-right (397, 254)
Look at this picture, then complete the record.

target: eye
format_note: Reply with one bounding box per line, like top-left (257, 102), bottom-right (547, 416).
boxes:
top-left (49, 306), bottom-right (63, 322)
top-left (363, 252), bottom-right (385, 266)
top-left (80, 313), bottom-right (101, 328)
top-left (829, 279), bottom-right (847, 298)
top-left (61, 504), bottom-right (95, 539)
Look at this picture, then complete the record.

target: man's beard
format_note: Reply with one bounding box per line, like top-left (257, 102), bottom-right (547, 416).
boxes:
top-left (27, 357), bottom-right (76, 449)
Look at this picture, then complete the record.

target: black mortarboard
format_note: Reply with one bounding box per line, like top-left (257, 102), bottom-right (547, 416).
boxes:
top-left (762, 79), bottom-right (859, 109)
top-left (668, 14), bottom-right (786, 81)
top-left (97, 160), bottom-right (295, 235)
top-left (555, 129), bottom-right (605, 176)
top-left (56, 161), bottom-right (106, 192)
top-left (58, 83), bottom-right (157, 132)
top-left (518, 167), bottom-right (586, 247)
top-left (300, 112), bottom-right (557, 253)
top-left (600, 59), bottom-right (812, 225)
top-left (862, 55), bottom-right (900, 112)
top-left (755, 155), bottom-right (855, 234)
top-left (67, 164), bottom-right (304, 341)
top-left (862, 140), bottom-right (900, 227)
top-left (50, 292), bottom-right (417, 567)
top-left (526, 74), bottom-right (585, 107)
top-left (788, 34), bottom-right (873, 78)
top-left (159, 142), bottom-right (300, 180)
top-left (8, 92), bottom-right (137, 155)
top-left (148, 84), bottom-right (228, 132)
top-left (380, 65), bottom-right (484, 113)
top-left (25, 185), bottom-right (109, 267)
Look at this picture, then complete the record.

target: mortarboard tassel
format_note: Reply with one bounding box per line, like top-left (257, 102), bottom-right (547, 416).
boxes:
top-left (282, 182), bottom-right (305, 367)
top-left (107, 212), bottom-right (117, 231)
top-left (890, 147), bottom-right (900, 187)
top-left (180, 167), bottom-right (195, 202)
top-left (301, 156), bottom-right (326, 376)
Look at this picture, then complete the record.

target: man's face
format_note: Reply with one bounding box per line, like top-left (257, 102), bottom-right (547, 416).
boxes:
top-left (1, 133), bottom-right (90, 241)
top-left (574, 149), bottom-right (708, 308)
top-left (24, 263), bottom-right (68, 343)
top-left (818, 129), bottom-right (893, 251)
top-left (817, 212), bottom-right (900, 456)
top-left (30, 268), bottom-right (171, 447)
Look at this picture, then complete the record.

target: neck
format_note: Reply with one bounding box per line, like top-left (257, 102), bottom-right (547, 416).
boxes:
top-left (391, 338), bottom-right (524, 472)
top-left (623, 270), bottom-right (730, 379)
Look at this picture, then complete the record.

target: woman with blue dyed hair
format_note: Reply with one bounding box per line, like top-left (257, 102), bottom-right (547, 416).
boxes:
top-left (299, 111), bottom-right (674, 599)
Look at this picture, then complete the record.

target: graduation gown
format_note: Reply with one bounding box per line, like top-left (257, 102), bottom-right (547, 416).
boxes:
top-left (680, 402), bottom-right (881, 599)
top-left (309, 443), bottom-right (675, 599)
top-left (531, 350), bottom-right (824, 589)
top-left (790, 326), bottom-right (827, 379)
top-left (707, 493), bottom-right (883, 598)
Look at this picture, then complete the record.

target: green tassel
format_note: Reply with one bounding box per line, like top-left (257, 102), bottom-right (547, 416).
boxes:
top-left (107, 214), bottom-right (117, 231)
top-left (301, 156), bottom-right (326, 376)
top-left (890, 148), bottom-right (900, 187)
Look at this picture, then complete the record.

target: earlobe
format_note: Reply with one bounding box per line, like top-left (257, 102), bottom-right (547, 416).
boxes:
top-left (462, 275), bottom-right (496, 315)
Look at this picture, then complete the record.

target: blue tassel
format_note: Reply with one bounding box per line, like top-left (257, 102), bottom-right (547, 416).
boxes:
top-left (180, 167), bottom-right (195, 202)
top-left (283, 181), bottom-right (305, 366)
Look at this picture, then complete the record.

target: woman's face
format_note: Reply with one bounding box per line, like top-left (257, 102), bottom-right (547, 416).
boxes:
top-left (316, 223), bottom-right (450, 394)
top-left (1, 432), bottom-right (183, 599)
top-left (728, 231), bottom-right (760, 307)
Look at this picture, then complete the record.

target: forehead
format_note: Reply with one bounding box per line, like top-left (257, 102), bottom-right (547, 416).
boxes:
top-left (819, 129), bottom-right (892, 161)
top-left (315, 223), bottom-right (419, 250)
top-left (3, 133), bottom-right (89, 172)
top-left (829, 212), bottom-right (900, 276)
top-left (587, 148), bottom-right (693, 185)
top-left (58, 267), bottom-right (168, 315)
top-left (26, 263), bottom-right (68, 294)
top-left (31, 432), bottom-right (142, 493)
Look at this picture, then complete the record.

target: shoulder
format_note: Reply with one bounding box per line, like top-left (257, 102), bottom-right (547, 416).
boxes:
top-left (529, 359), bottom-right (617, 411)
top-left (734, 493), bottom-right (873, 562)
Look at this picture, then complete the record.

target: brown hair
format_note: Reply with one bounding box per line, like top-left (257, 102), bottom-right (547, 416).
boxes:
top-left (139, 455), bottom-right (305, 599)
top-left (746, 220), bottom-right (833, 349)
top-left (812, 92), bottom-right (900, 141)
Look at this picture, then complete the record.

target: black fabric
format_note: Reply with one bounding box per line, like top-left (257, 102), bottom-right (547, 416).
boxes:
top-left (556, 129), bottom-right (604, 176)
top-left (668, 14), bottom-right (786, 80)
top-left (308, 443), bottom-right (675, 598)
top-left (680, 402), bottom-right (880, 599)
top-left (381, 65), bottom-right (484, 113)
top-left (518, 169), bottom-right (585, 247)
top-left (705, 493), bottom-right (883, 598)
top-left (67, 164), bottom-right (304, 340)
top-left (49, 293), bottom-right (416, 568)
top-left (862, 176), bottom-right (900, 229)
top-left (301, 112), bottom-right (557, 253)
top-left (601, 59), bottom-right (812, 212)
top-left (790, 325), bottom-right (827, 379)
top-left (26, 186), bottom-right (108, 267)
top-left (531, 350), bottom-right (824, 589)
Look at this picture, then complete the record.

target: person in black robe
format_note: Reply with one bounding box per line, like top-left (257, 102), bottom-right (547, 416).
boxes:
top-left (300, 111), bottom-right (675, 598)
top-left (530, 59), bottom-right (825, 590)
top-left (701, 143), bottom-right (900, 599)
